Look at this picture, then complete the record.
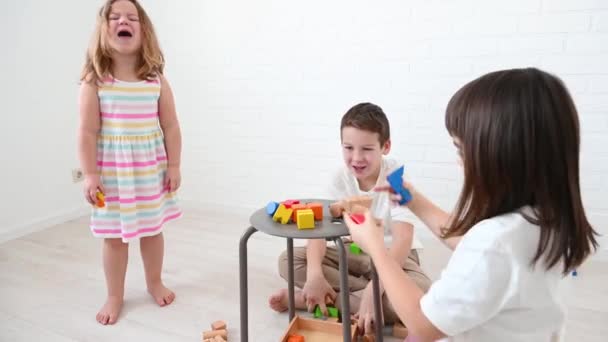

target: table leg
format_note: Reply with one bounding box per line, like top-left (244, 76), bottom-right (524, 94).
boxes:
top-left (287, 237), bottom-right (295, 322)
top-left (334, 238), bottom-right (351, 342)
top-left (371, 261), bottom-right (384, 342)
top-left (239, 226), bottom-right (257, 342)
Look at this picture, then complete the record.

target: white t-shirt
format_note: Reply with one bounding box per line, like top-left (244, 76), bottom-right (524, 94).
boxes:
top-left (420, 208), bottom-right (566, 342)
top-left (327, 157), bottom-right (423, 250)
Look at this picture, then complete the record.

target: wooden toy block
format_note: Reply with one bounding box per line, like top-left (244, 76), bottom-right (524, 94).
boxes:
top-left (297, 209), bottom-right (315, 229)
top-left (283, 199), bottom-right (300, 209)
top-left (314, 305), bottom-right (323, 318)
top-left (266, 201), bottom-right (279, 216)
top-left (387, 165), bottom-right (412, 205)
top-left (349, 213), bottom-right (365, 224)
top-left (392, 322), bottom-right (409, 338)
top-left (349, 243), bottom-right (362, 255)
top-left (287, 334), bottom-right (305, 342)
top-left (202, 329), bottom-right (227, 340)
top-left (211, 320), bottom-right (226, 331)
top-left (291, 203), bottom-right (308, 222)
top-left (280, 316), bottom-right (357, 342)
top-left (327, 306), bottom-right (339, 318)
top-left (273, 204), bottom-right (293, 224)
top-left (306, 202), bottom-right (324, 220)
top-left (96, 191), bottom-right (105, 208)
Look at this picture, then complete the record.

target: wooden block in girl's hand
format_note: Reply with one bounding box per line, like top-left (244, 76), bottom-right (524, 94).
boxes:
top-left (211, 320), bottom-right (226, 331)
top-left (202, 329), bottom-right (227, 339)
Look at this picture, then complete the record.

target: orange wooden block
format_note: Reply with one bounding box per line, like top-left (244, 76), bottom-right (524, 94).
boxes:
top-left (211, 320), bottom-right (226, 331)
top-left (287, 334), bottom-right (305, 342)
top-left (306, 202), bottom-right (323, 220)
top-left (291, 204), bottom-right (308, 222)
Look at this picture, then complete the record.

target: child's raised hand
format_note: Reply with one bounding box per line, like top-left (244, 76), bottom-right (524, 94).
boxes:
top-left (343, 210), bottom-right (385, 257)
top-left (83, 174), bottom-right (105, 206)
top-left (164, 166), bottom-right (181, 193)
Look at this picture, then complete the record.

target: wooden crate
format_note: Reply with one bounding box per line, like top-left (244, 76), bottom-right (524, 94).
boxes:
top-left (280, 316), bottom-right (357, 342)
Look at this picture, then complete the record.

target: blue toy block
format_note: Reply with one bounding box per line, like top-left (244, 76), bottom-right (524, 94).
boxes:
top-left (266, 201), bottom-right (279, 216)
top-left (387, 165), bottom-right (412, 205)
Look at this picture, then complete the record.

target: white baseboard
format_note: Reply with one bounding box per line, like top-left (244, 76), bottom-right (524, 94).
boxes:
top-left (0, 205), bottom-right (90, 244)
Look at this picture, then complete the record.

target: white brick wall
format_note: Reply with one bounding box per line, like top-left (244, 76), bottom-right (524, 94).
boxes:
top-left (147, 0), bottom-right (608, 255)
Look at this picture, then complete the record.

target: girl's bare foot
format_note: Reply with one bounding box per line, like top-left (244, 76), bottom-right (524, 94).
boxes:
top-left (147, 282), bottom-right (175, 306)
top-left (268, 288), bottom-right (307, 312)
top-left (96, 296), bottom-right (123, 325)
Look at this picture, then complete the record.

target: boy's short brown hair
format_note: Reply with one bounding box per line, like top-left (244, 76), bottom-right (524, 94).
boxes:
top-left (340, 102), bottom-right (391, 145)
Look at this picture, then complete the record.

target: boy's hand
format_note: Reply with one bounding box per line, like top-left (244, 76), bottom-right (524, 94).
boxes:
top-left (302, 273), bottom-right (337, 314)
top-left (164, 166), bottom-right (181, 192)
top-left (356, 282), bottom-right (384, 335)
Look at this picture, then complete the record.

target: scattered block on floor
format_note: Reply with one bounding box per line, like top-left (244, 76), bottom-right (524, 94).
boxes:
top-left (297, 209), bottom-right (315, 229)
top-left (211, 320), bottom-right (226, 331)
top-left (202, 329), bottom-right (227, 340)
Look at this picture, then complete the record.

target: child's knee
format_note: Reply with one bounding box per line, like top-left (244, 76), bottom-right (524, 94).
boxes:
top-left (104, 238), bottom-right (127, 249)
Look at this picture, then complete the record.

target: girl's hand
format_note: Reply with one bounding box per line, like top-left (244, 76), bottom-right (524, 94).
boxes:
top-left (343, 210), bottom-right (385, 257)
top-left (374, 181), bottom-right (416, 207)
top-left (83, 174), bottom-right (104, 205)
top-left (164, 166), bottom-right (181, 192)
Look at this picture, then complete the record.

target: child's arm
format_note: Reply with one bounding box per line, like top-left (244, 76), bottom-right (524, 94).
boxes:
top-left (387, 221), bottom-right (414, 275)
top-left (406, 189), bottom-right (461, 250)
top-left (303, 239), bottom-right (336, 314)
top-left (158, 75), bottom-right (182, 191)
top-left (78, 81), bottom-right (102, 205)
top-left (379, 182), bottom-right (461, 250)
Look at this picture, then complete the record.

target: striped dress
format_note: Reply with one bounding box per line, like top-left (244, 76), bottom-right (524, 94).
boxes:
top-left (91, 76), bottom-right (182, 242)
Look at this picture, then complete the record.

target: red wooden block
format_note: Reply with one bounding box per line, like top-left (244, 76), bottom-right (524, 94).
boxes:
top-left (283, 199), bottom-right (301, 209)
top-left (287, 334), bottom-right (305, 342)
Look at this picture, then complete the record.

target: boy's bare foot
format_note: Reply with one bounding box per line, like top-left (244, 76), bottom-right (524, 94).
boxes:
top-left (268, 288), bottom-right (307, 312)
top-left (147, 282), bottom-right (175, 306)
top-left (96, 296), bottom-right (123, 325)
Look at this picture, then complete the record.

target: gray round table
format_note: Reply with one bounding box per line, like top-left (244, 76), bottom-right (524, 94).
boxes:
top-left (239, 199), bottom-right (384, 342)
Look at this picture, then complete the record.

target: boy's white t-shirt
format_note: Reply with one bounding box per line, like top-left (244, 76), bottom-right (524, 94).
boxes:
top-left (420, 208), bottom-right (567, 342)
top-left (327, 157), bottom-right (423, 250)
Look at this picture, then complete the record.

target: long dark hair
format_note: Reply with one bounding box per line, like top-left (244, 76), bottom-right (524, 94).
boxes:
top-left (444, 67), bottom-right (599, 274)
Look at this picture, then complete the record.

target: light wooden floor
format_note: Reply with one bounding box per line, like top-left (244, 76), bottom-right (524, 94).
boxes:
top-left (1, 206), bottom-right (607, 341)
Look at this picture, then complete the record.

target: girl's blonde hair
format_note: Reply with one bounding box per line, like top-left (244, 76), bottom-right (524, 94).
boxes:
top-left (81, 0), bottom-right (164, 83)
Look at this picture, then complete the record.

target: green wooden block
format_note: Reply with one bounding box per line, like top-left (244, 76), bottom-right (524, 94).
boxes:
top-left (314, 305), bottom-right (323, 318)
top-left (328, 306), bottom-right (339, 318)
top-left (350, 243), bottom-right (362, 255)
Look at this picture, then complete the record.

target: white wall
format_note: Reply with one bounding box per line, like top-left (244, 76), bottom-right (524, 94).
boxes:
top-left (0, 1), bottom-right (102, 241)
top-left (155, 0), bottom-right (608, 251)
top-left (1, 0), bottom-right (607, 255)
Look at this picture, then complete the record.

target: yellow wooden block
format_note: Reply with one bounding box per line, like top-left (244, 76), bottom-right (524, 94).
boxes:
top-left (296, 209), bottom-right (315, 229)
top-left (273, 204), bottom-right (293, 224)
